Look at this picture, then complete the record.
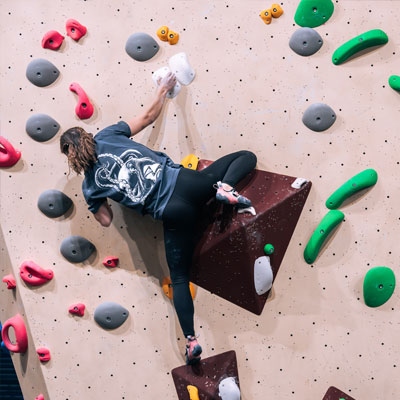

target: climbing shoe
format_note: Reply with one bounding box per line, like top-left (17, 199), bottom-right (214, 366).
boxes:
top-left (214, 181), bottom-right (252, 208)
top-left (185, 334), bottom-right (202, 365)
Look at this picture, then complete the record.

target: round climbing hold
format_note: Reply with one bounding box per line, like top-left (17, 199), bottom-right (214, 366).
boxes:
top-left (37, 189), bottom-right (73, 218)
top-left (26, 58), bottom-right (60, 87)
top-left (302, 103), bottom-right (336, 132)
top-left (60, 235), bottom-right (95, 263)
top-left (363, 266), bottom-right (395, 307)
top-left (157, 26), bottom-right (169, 41)
top-left (26, 113), bottom-right (60, 142)
top-left (259, 9), bottom-right (273, 25)
top-left (125, 32), bottom-right (159, 61)
top-left (94, 302), bottom-right (129, 330)
top-left (294, 0), bottom-right (334, 28)
top-left (41, 30), bottom-right (64, 50)
top-left (289, 27), bottom-right (323, 56)
top-left (167, 30), bottom-right (179, 45)
top-left (388, 75), bottom-right (400, 91)
top-left (264, 244), bottom-right (274, 255)
top-left (162, 277), bottom-right (195, 300)
top-left (66, 19), bottom-right (87, 41)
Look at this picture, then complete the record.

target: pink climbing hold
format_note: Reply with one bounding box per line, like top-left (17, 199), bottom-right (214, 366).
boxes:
top-left (69, 303), bottom-right (85, 316)
top-left (36, 347), bottom-right (51, 362)
top-left (1, 314), bottom-right (28, 353)
top-left (102, 256), bottom-right (119, 268)
top-left (19, 260), bottom-right (54, 286)
top-left (35, 395), bottom-right (45, 400)
top-left (69, 82), bottom-right (94, 119)
top-left (0, 136), bottom-right (21, 168)
top-left (41, 30), bottom-right (64, 50)
top-left (2, 273), bottom-right (16, 289)
top-left (66, 19), bottom-right (87, 41)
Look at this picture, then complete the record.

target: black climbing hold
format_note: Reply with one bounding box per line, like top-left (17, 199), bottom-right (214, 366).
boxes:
top-left (94, 301), bottom-right (129, 329)
top-left (60, 235), bottom-right (95, 263)
top-left (26, 58), bottom-right (60, 87)
top-left (125, 33), bottom-right (159, 62)
top-left (38, 189), bottom-right (73, 218)
top-left (26, 113), bottom-right (60, 142)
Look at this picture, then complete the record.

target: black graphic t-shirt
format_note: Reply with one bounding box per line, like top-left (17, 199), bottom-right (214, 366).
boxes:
top-left (82, 121), bottom-right (182, 220)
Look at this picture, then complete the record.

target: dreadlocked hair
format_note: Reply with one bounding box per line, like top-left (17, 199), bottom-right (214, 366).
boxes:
top-left (60, 127), bottom-right (97, 175)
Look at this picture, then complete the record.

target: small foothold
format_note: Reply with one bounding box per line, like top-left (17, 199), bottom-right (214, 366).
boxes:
top-left (125, 32), bottom-right (159, 61)
top-left (66, 19), bottom-right (87, 40)
top-left (363, 267), bottom-right (396, 307)
top-left (254, 256), bottom-right (273, 295)
top-left (167, 30), bottom-right (179, 45)
top-left (181, 154), bottom-right (199, 170)
top-left (302, 103), bottom-right (336, 132)
top-left (26, 113), bottom-right (60, 142)
top-left (2, 274), bottom-right (16, 289)
top-left (35, 395), bottom-right (45, 400)
top-left (41, 30), bottom-right (64, 50)
top-left (0, 136), bottom-right (21, 168)
top-left (163, 277), bottom-right (195, 300)
top-left (259, 9), bottom-right (273, 24)
top-left (1, 314), bottom-right (28, 353)
top-left (152, 66), bottom-right (181, 98)
top-left (291, 177), bottom-right (309, 189)
top-left (187, 385), bottom-right (200, 400)
top-left (19, 261), bottom-right (54, 286)
top-left (69, 82), bottom-right (94, 119)
top-left (38, 189), bottom-right (73, 218)
top-left (218, 377), bottom-right (241, 400)
top-left (69, 303), bottom-right (86, 316)
top-left (168, 52), bottom-right (195, 86)
top-left (60, 235), bottom-right (95, 263)
top-left (237, 206), bottom-right (256, 216)
top-left (289, 27), bottom-right (323, 56)
top-left (264, 244), bottom-right (274, 255)
top-left (157, 26), bottom-right (169, 41)
top-left (26, 58), bottom-right (60, 87)
top-left (102, 256), bottom-right (119, 268)
top-left (389, 75), bottom-right (400, 91)
top-left (94, 302), bottom-right (129, 330)
top-left (271, 4), bottom-right (284, 18)
top-left (36, 347), bottom-right (51, 362)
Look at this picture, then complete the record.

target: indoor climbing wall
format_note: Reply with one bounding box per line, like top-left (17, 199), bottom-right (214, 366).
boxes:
top-left (1, 0), bottom-right (400, 399)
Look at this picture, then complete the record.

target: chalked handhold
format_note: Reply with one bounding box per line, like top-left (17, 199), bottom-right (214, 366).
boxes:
top-left (125, 33), bottom-right (159, 62)
top-left (254, 256), bottom-right (273, 295)
top-left (153, 66), bottom-right (181, 98)
top-left (169, 52), bottom-right (195, 85)
top-left (69, 82), bottom-right (94, 119)
top-left (289, 27), bottom-right (323, 56)
top-left (389, 75), bottom-right (400, 91)
top-left (26, 113), bottom-right (60, 142)
top-left (271, 4), bottom-right (284, 18)
top-left (19, 260), bottom-right (54, 286)
top-left (36, 347), bottom-right (50, 362)
top-left (302, 103), bottom-right (336, 132)
top-left (218, 377), bottom-right (241, 400)
top-left (60, 235), bottom-right (95, 263)
top-left (167, 30), bottom-right (179, 45)
top-left (1, 314), bottom-right (28, 353)
top-left (0, 136), bottom-right (21, 167)
top-left (157, 26), bottom-right (169, 41)
top-left (94, 301), bottom-right (129, 329)
top-left (41, 30), bottom-right (64, 50)
top-left (264, 244), bottom-right (274, 255)
top-left (69, 303), bottom-right (85, 316)
top-left (2, 274), bottom-right (16, 289)
top-left (332, 29), bottom-right (388, 65)
top-left (259, 9), bottom-right (273, 24)
top-left (295, 0), bottom-right (334, 28)
top-left (66, 19), bottom-right (87, 41)
top-left (38, 189), bottom-right (73, 218)
top-left (363, 267), bottom-right (395, 307)
top-left (26, 58), bottom-right (60, 87)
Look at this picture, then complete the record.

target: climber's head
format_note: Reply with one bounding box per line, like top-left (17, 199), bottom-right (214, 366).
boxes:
top-left (60, 127), bottom-right (97, 175)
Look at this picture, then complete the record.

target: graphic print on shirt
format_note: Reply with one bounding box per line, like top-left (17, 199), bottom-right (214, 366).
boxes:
top-left (94, 149), bottom-right (162, 204)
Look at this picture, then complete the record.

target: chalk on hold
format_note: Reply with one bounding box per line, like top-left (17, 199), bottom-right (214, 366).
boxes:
top-left (26, 58), bottom-right (60, 87)
top-left (36, 347), bottom-right (51, 362)
top-left (389, 75), bottom-right (400, 91)
top-left (163, 277), bottom-right (196, 300)
top-left (295, 0), bottom-right (334, 28)
top-left (302, 103), bottom-right (336, 132)
top-left (26, 113), bottom-right (60, 142)
top-left (218, 377), bottom-right (241, 400)
top-left (363, 266), bottom-right (395, 308)
top-left (168, 52), bottom-right (195, 86)
top-left (167, 30), bottom-right (179, 45)
top-left (181, 154), bottom-right (199, 170)
top-left (271, 4), bottom-right (284, 18)
top-left (289, 27), bottom-right (323, 56)
top-left (69, 303), bottom-right (85, 316)
top-left (2, 274), bottom-right (16, 289)
top-left (69, 82), bottom-right (94, 119)
top-left (153, 66), bottom-right (182, 98)
top-left (1, 314), bottom-right (28, 353)
top-left (42, 30), bottom-right (64, 50)
top-left (254, 256), bottom-right (273, 295)
top-left (187, 385), bottom-right (199, 400)
top-left (125, 32), bottom-right (159, 62)
top-left (19, 261), bottom-right (54, 286)
top-left (157, 26), bottom-right (169, 41)
top-left (264, 244), bottom-right (274, 255)
top-left (38, 189), bottom-right (73, 218)
top-left (60, 235), bottom-right (95, 263)
top-left (94, 302), bottom-right (129, 330)
top-left (102, 256), bottom-right (119, 267)
top-left (0, 136), bottom-right (21, 168)
top-left (66, 19), bottom-right (87, 40)
top-left (259, 9), bottom-right (273, 24)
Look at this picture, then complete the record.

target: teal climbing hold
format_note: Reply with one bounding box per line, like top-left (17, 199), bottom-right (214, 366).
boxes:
top-left (389, 75), bottom-right (400, 91)
top-left (363, 267), bottom-right (396, 307)
top-left (294, 0), bottom-right (334, 28)
top-left (264, 244), bottom-right (274, 255)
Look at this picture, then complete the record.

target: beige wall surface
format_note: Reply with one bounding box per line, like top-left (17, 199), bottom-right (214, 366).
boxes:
top-left (1, 1), bottom-right (399, 399)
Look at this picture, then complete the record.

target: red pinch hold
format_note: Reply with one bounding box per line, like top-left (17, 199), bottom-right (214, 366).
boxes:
top-left (41, 30), bottom-right (64, 50)
top-left (36, 347), bottom-right (51, 362)
top-left (69, 82), bottom-right (94, 119)
top-left (102, 256), bottom-right (119, 268)
top-left (1, 314), bottom-right (28, 353)
top-left (69, 303), bottom-right (85, 316)
top-left (19, 260), bottom-right (54, 286)
top-left (2, 273), bottom-right (16, 289)
top-left (66, 19), bottom-right (87, 40)
top-left (0, 136), bottom-right (21, 168)
top-left (35, 395), bottom-right (45, 400)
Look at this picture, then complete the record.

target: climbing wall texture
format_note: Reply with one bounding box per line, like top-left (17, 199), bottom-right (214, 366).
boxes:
top-left (1, 1), bottom-right (399, 399)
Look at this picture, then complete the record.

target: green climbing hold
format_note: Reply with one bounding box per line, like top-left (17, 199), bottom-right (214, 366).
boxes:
top-left (389, 75), bottom-right (400, 91)
top-left (264, 244), bottom-right (274, 255)
top-left (332, 29), bottom-right (388, 65)
top-left (325, 169), bottom-right (378, 210)
top-left (294, 0), bottom-right (334, 28)
top-left (363, 267), bottom-right (396, 307)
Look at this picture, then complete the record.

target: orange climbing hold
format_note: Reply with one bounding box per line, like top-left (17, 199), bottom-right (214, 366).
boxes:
top-left (181, 154), bottom-right (199, 170)
top-left (157, 26), bottom-right (169, 41)
top-left (168, 30), bottom-right (179, 45)
top-left (259, 9), bottom-right (273, 24)
top-left (271, 4), bottom-right (284, 18)
top-left (162, 277), bottom-right (195, 300)
top-left (2, 273), bottom-right (16, 289)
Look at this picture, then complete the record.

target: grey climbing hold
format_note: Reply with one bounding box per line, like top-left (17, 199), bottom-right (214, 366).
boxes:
top-left (302, 103), bottom-right (336, 132)
top-left (254, 256), bottom-right (273, 295)
top-left (125, 33), bottom-right (159, 62)
top-left (26, 58), bottom-right (60, 87)
top-left (26, 113), bottom-right (60, 142)
top-left (94, 301), bottom-right (129, 330)
top-left (218, 377), bottom-right (241, 400)
top-left (38, 189), bottom-right (73, 218)
top-left (60, 235), bottom-right (95, 263)
top-left (289, 27), bottom-right (323, 56)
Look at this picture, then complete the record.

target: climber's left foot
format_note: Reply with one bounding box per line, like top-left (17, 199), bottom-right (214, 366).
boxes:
top-left (213, 181), bottom-right (252, 208)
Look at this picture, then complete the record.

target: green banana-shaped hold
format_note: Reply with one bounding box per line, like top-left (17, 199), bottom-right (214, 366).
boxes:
top-left (332, 29), bottom-right (388, 65)
top-left (325, 169), bottom-right (378, 209)
top-left (389, 75), bottom-right (400, 91)
top-left (304, 210), bottom-right (344, 264)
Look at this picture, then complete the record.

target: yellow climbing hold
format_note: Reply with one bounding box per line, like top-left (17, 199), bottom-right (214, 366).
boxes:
top-left (162, 277), bottom-right (196, 300)
top-left (168, 30), bottom-right (179, 45)
top-left (271, 4), bottom-right (284, 18)
top-left (181, 154), bottom-right (199, 170)
top-left (187, 385), bottom-right (200, 400)
top-left (259, 9), bottom-right (273, 24)
top-left (157, 26), bottom-right (169, 41)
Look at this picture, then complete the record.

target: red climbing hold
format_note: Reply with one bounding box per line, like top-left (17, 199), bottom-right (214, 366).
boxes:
top-left (0, 136), bottom-right (21, 168)
top-left (36, 347), bottom-right (51, 362)
top-left (66, 19), bottom-right (87, 41)
top-left (41, 30), bottom-right (64, 50)
top-left (2, 274), bottom-right (16, 289)
top-left (69, 82), bottom-right (94, 119)
top-left (102, 256), bottom-right (119, 268)
top-left (35, 395), bottom-right (45, 400)
top-left (1, 314), bottom-right (28, 353)
top-left (69, 303), bottom-right (85, 316)
top-left (19, 260), bottom-right (54, 286)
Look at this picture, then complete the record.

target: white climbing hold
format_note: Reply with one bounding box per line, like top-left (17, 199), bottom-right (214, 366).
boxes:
top-left (218, 377), bottom-right (241, 400)
top-left (254, 256), bottom-right (273, 295)
top-left (152, 66), bottom-right (181, 98)
top-left (168, 52), bottom-right (195, 86)
top-left (291, 177), bottom-right (309, 189)
top-left (237, 206), bottom-right (256, 215)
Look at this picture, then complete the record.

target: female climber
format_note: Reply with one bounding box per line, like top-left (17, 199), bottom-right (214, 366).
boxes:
top-left (60, 72), bottom-right (257, 365)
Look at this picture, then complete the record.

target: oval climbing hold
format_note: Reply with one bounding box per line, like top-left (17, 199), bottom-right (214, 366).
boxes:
top-left (294, 0), bottom-right (334, 28)
top-left (66, 19), bottom-right (87, 41)
top-left (157, 26), bottom-right (169, 41)
top-left (94, 302), bottom-right (129, 330)
top-left (19, 261), bottom-right (54, 286)
top-left (1, 314), bottom-right (28, 353)
top-left (68, 303), bottom-right (86, 316)
top-left (162, 277), bottom-right (196, 300)
top-left (181, 154), bottom-right (199, 170)
top-left (302, 103), bottom-right (336, 132)
top-left (2, 274), bottom-right (16, 289)
top-left (153, 66), bottom-right (181, 98)
top-left (0, 136), bottom-right (21, 168)
top-left (263, 244), bottom-right (274, 255)
top-left (168, 52), bottom-right (195, 86)
top-left (289, 27), bottom-right (323, 56)
top-left (102, 256), bottom-right (119, 268)
top-left (254, 256), bottom-right (273, 295)
top-left (26, 58), bottom-right (60, 87)
top-left (36, 347), bottom-right (51, 362)
top-left (259, 9), bottom-right (273, 24)
top-left (218, 377), bottom-right (241, 400)
top-left (26, 113), bottom-right (60, 142)
top-left (167, 30), bottom-right (179, 45)
top-left (388, 75), bottom-right (400, 91)
top-left (69, 82), bottom-right (94, 120)
top-left (363, 266), bottom-right (395, 307)
top-left (60, 235), bottom-right (96, 263)
top-left (304, 210), bottom-right (344, 264)
top-left (38, 189), bottom-right (73, 218)
top-left (187, 385), bottom-right (199, 400)
top-left (125, 32), bottom-right (159, 62)
top-left (41, 30), bottom-right (64, 50)
top-left (325, 169), bottom-right (378, 209)
top-left (332, 29), bottom-right (388, 65)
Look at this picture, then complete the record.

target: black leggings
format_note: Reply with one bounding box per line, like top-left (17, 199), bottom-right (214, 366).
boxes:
top-left (161, 150), bottom-right (257, 337)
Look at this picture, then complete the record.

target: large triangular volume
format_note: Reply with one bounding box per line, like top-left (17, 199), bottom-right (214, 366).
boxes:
top-left (171, 350), bottom-right (239, 399)
top-left (190, 160), bottom-right (312, 315)
top-left (323, 386), bottom-right (356, 400)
